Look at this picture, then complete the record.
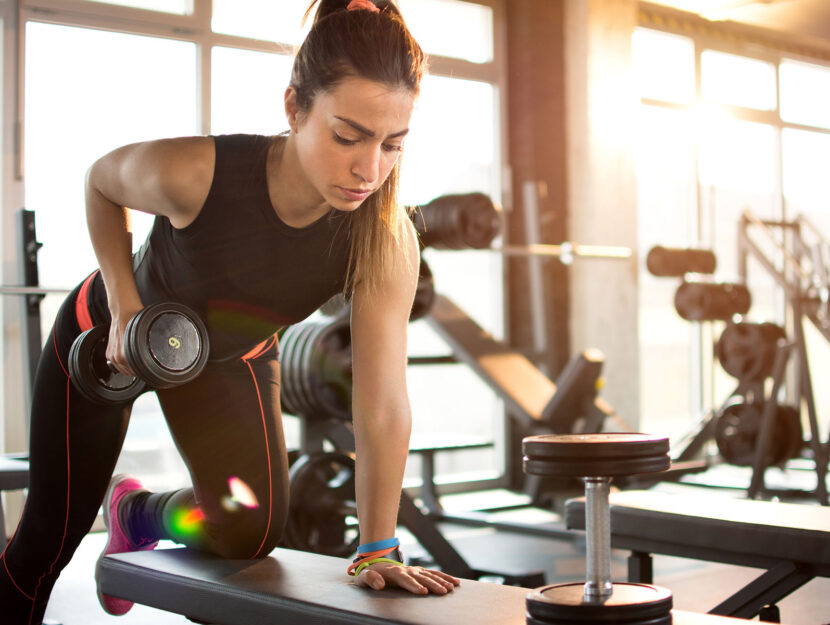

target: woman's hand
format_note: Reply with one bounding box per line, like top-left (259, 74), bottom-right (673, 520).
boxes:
top-left (354, 562), bottom-right (460, 595)
top-left (105, 305), bottom-right (142, 377)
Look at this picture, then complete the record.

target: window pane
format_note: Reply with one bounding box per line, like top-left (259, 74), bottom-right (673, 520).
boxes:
top-left (211, 47), bottom-right (294, 135)
top-left (701, 50), bottom-right (776, 110)
top-left (632, 28), bottom-right (695, 104)
top-left (25, 22), bottom-right (198, 491)
top-left (212, 0), bottom-right (310, 44)
top-left (698, 116), bottom-right (776, 194)
top-left (84, 0), bottom-right (190, 14)
top-left (636, 105), bottom-right (698, 439)
top-left (398, 0), bottom-right (493, 63)
top-left (781, 59), bottom-right (830, 129)
top-left (398, 73), bottom-right (503, 482)
top-left (783, 128), bottom-right (830, 223)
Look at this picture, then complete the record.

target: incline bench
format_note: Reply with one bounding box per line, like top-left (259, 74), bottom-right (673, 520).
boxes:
top-left (98, 546), bottom-right (771, 624)
top-left (566, 490), bottom-right (830, 620)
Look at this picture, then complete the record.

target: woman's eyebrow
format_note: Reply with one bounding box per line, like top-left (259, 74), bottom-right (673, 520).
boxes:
top-left (334, 115), bottom-right (410, 139)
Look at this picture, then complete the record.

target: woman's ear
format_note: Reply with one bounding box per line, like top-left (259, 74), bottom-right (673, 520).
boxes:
top-left (284, 86), bottom-right (300, 132)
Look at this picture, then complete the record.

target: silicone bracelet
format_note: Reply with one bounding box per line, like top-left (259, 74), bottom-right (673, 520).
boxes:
top-left (354, 557), bottom-right (404, 577)
top-left (357, 537), bottom-right (399, 554)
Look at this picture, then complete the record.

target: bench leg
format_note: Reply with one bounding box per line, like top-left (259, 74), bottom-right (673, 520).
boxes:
top-left (627, 550), bottom-right (653, 583)
top-left (709, 561), bottom-right (812, 619)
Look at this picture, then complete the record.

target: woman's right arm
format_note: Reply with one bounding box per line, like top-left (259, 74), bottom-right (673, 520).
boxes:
top-left (83, 136), bottom-right (215, 374)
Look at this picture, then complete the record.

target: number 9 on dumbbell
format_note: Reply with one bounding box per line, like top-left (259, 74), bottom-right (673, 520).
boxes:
top-left (68, 302), bottom-right (209, 405)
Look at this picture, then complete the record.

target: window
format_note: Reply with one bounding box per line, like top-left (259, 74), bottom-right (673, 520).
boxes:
top-left (211, 47), bottom-right (293, 135)
top-left (83, 0), bottom-right (191, 14)
top-left (780, 60), bottom-right (830, 129)
top-left (701, 50), bottom-right (776, 111)
top-left (632, 28), bottom-right (695, 104)
top-left (212, 0), bottom-right (309, 45)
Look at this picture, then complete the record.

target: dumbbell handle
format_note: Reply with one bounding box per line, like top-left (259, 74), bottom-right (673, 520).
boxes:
top-left (584, 477), bottom-right (612, 599)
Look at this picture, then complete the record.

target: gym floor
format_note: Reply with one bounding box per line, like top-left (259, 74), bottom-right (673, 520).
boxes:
top-left (44, 484), bottom-right (830, 625)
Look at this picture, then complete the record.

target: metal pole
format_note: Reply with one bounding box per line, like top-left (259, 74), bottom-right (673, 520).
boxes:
top-left (584, 477), bottom-right (612, 599)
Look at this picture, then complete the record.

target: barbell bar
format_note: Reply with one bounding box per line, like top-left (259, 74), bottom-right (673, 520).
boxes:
top-left (0, 285), bottom-right (71, 296)
top-left (495, 242), bottom-right (632, 262)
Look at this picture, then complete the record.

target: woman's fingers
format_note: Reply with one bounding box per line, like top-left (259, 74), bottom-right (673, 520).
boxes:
top-left (357, 564), bottom-right (461, 595)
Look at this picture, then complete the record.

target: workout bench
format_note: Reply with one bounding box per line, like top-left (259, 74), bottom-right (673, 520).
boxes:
top-left (566, 489), bottom-right (830, 620)
top-left (98, 546), bottom-right (770, 624)
top-left (0, 455), bottom-right (29, 551)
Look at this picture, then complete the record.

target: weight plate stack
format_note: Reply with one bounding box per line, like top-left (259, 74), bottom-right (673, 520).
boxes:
top-left (523, 433), bottom-right (671, 478)
top-left (124, 302), bottom-right (209, 389)
top-left (68, 325), bottom-right (146, 405)
top-left (279, 317), bottom-right (353, 421)
top-left (283, 451), bottom-right (359, 557)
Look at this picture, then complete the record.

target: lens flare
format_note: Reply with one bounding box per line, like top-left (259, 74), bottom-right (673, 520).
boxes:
top-left (170, 506), bottom-right (205, 537)
top-left (228, 476), bottom-right (259, 509)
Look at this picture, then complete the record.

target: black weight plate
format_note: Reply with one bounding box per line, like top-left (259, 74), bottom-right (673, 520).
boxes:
top-left (284, 452), bottom-right (358, 557)
top-left (309, 319), bottom-right (353, 421)
top-left (525, 613), bottom-right (671, 625)
top-left (125, 302), bottom-right (209, 388)
top-left (523, 434), bottom-right (669, 460)
top-left (278, 325), bottom-right (305, 415)
top-left (292, 322), bottom-right (326, 417)
top-left (147, 312), bottom-right (201, 371)
top-left (410, 259), bottom-right (436, 321)
top-left (523, 454), bottom-right (670, 478)
top-left (68, 325), bottom-right (145, 405)
top-left (527, 583), bottom-right (672, 623)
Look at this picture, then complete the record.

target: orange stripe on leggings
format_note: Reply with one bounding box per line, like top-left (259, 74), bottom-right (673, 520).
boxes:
top-left (240, 335), bottom-right (276, 362)
top-left (75, 272), bottom-right (97, 333)
top-left (244, 359), bottom-right (274, 559)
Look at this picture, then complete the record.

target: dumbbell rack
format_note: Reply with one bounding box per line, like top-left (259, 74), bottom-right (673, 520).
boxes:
top-left (737, 210), bottom-right (829, 505)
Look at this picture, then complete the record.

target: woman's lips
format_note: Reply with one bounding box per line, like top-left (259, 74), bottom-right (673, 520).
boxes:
top-left (339, 187), bottom-right (372, 201)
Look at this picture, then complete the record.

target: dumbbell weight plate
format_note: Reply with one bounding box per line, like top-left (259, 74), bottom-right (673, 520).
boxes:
top-left (125, 302), bottom-right (209, 388)
top-left (523, 433), bottom-right (670, 478)
top-left (68, 325), bottom-right (146, 405)
top-left (527, 582), bottom-right (672, 624)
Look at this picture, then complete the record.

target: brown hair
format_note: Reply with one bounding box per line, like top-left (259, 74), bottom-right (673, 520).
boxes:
top-left (293, 0), bottom-right (426, 294)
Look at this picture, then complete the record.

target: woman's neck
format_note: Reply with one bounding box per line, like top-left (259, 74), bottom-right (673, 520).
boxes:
top-left (267, 134), bottom-right (330, 228)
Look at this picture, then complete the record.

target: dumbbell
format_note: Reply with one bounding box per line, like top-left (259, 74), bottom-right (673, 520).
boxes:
top-left (522, 433), bottom-right (672, 625)
top-left (68, 302), bottom-right (209, 405)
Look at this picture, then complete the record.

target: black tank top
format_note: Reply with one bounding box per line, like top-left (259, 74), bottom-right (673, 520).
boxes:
top-left (90, 134), bottom-right (353, 360)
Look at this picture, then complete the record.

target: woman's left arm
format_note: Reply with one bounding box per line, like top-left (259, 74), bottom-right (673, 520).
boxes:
top-left (349, 215), bottom-right (460, 595)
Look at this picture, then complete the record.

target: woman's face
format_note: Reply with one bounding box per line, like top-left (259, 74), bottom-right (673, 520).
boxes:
top-left (288, 75), bottom-right (416, 211)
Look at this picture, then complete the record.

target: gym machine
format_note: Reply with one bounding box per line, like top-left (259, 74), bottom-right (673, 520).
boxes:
top-left (646, 210), bottom-right (829, 505)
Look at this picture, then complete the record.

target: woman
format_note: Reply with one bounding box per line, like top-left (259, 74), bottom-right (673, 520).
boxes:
top-left (0, 1), bottom-right (459, 622)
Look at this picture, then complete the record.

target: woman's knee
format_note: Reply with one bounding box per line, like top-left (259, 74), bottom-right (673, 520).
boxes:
top-left (207, 502), bottom-right (287, 559)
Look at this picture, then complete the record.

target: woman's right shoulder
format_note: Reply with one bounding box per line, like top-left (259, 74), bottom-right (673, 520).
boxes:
top-left (89, 136), bottom-right (217, 227)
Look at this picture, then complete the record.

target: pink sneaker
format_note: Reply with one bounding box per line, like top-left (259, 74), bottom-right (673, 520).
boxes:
top-left (95, 474), bottom-right (158, 616)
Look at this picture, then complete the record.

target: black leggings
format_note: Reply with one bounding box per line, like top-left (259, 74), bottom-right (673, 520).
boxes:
top-left (0, 280), bottom-right (289, 625)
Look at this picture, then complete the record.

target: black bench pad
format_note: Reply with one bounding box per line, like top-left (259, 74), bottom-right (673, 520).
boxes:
top-left (0, 456), bottom-right (29, 490)
top-left (566, 490), bottom-right (830, 574)
top-left (99, 547), bottom-right (766, 625)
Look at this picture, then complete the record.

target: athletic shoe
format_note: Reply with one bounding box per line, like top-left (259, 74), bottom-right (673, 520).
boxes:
top-left (95, 474), bottom-right (158, 616)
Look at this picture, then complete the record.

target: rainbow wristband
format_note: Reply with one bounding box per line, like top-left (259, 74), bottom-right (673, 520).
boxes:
top-left (347, 546), bottom-right (404, 576)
